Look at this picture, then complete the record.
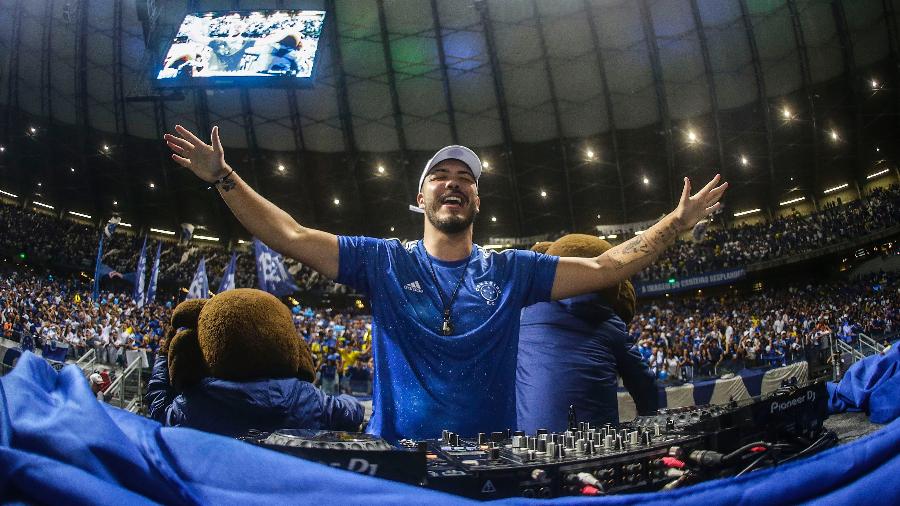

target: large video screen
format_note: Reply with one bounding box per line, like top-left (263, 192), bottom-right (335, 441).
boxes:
top-left (156, 10), bottom-right (326, 87)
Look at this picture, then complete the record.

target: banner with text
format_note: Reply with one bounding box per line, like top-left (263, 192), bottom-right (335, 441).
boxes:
top-left (636, 268), bottom-right (746, 297)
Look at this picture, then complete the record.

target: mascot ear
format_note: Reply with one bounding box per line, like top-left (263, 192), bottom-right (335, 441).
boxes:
top-left (168, 328), bottom-right (207, 390)
top-left (612, 279), bottom-right (636, 324)
top-left (296, 337), bottom-right (316, 383)
top-left (163, 298), bottom-right (207, 358)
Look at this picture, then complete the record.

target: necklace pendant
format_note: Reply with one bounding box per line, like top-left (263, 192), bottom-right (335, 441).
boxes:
top-left (442, 319), bottom-right (452, 335)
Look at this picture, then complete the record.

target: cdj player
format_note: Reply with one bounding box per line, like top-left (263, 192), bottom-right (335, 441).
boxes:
top-left (243, 380), bottom-right (831, 500)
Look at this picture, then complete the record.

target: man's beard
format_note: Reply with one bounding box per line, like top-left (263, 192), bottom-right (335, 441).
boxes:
top-left (425, 200), bottom-right (477, 234)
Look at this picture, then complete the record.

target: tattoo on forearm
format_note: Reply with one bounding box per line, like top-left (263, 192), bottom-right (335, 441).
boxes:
top-left (606, 220), bottom-right (680, 270)
top-left (219, 174), bottom-right (236, 192)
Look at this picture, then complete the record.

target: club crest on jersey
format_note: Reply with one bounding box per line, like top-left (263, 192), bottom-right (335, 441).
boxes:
top-left (475, 281), bottom-right (501, 305)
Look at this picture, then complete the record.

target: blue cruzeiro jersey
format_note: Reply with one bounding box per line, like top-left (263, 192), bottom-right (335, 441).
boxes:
top-left (337, 236), bottom-right (559, 441)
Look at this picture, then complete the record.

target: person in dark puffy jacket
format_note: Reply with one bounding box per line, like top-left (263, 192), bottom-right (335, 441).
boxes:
top-left (146, 290), bottom-right (363, 437)
top-left (517, 235), bottom-right (658, 433)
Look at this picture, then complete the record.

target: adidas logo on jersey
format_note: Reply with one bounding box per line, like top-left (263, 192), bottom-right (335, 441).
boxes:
top-left (404, 280), bottom-right (423, 293)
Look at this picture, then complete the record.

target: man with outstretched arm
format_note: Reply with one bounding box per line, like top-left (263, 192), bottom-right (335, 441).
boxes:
top-left (164, 125), bottom-right (727, 441)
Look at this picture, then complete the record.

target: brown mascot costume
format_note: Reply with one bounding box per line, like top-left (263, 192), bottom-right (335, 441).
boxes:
top-left (516, 234), bottom-right (658, 433)
top-left (146, 288), bottom-right (363, 437)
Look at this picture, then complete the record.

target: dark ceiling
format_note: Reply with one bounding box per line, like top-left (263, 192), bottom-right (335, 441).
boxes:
top-left (1, 0), bottom-right (898, 245)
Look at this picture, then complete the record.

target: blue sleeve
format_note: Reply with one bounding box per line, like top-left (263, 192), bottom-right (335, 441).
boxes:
top-left (335, 236), bottom-right (387, 295)
top-left (609, 320), bottom-right (660, 416)
top-left (145, 354), bottom-right (177, 424)
top-left (511, 250), bottom-right (559, 307)
top-left (319, 392), bottom-right (365, 431)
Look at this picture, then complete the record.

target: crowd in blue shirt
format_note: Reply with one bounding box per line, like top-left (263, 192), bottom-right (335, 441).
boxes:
top-left (630, 271), bottom-right (898, 382)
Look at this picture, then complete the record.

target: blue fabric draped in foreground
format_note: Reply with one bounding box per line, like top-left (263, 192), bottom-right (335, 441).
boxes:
top-left (2, 352), bottom-right (900, 505)
top-left (828, 344), bottom-right (900, 423)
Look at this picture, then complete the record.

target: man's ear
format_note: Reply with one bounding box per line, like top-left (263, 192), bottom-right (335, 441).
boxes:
top-left (417, 192), bottom-right (425, 208)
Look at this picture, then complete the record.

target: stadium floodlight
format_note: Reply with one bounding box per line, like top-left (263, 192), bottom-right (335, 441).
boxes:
top-left (491, 216), bottom-right (497, 222)
top-left (119, 222), bottom-right (132, 228)
top-left (607, 234), bottom-right (618, 239)
top-left (69, 211), bottom-right (92, 219)
top-left (390, 227), bottom-right (395, 232)
top-left (195, 234), bottom-right (219, 242)
top-left (687, 130), bottom-right (698, 143)
top-left (277, 164), bottom-right (285, 172)
top-left (733, 208), bottom-right (761, 217)
top-left (0, 189), bottom-right (18, 198)
top-left (33, 201), bottom-right (54, 210)
top-left (333, 198), bottom-right (340, 206)
top-left (829, 130), bottom-right (839, 142)
top-left (741, 156), bottom-right (749, 166)
top-left (483, 244), bottom-right (504, 249)
top-left (540, 190), bottom-right (547, 198)
top-left (237, 239), bottom-right (249, 244)
top-left (823, 183), bottom-right (848, 194)
top-left (0, 146), bottom-right (5, 152)
top-left (642, 177), bottom-right (649, 185)
top-left (867, 169), bottom-right (890, 180)
top-left (782, 107), bottom-right (791, 119)
top-left (871, 79), bottom-right (880, 90)
top-left (586, 149), bottom-right (595, 160)
top-left (377, 165), bottom-right (385, 174)
top-left (150, 227), bottom-right (176, 236)
top-left (483, 160), bottom-right (490, 169)
top-left (779, 197), bottom-right (805, 206)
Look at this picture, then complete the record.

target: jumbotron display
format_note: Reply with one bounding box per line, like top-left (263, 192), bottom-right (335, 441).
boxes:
top-left (156, 10), bottom-right (326, 87)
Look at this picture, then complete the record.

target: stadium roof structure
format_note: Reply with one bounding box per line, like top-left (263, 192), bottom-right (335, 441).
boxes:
top-left (0, 0), bottom-right (898, 245)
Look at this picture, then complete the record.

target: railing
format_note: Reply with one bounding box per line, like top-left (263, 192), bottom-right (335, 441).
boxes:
top-left (103, 358), bottom-right (143, 412)
top-left (832, 339), bottom-right (864, 380)
top-left (857, 333), bottom-right (882, 357)
top-left (74, 348), bottom-right (96, 374)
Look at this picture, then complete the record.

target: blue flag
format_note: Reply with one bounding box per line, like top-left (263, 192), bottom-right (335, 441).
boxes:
top-left (186, 257), bottom-right (209, 300)
top-left (104, 216), bottom-right (121, 239)
top-left (147, 242), bottom-right (162, 304)
top-left (134, 237), bottom-right (148, 307)
top-left (218, 252), bottom-right (238, 293)
top-left (253, 239), bottom-right (298, 296)
top-left (91, 233), bottom-right (104, 300)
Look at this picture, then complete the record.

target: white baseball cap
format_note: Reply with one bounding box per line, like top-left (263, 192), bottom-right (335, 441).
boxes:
top-left (409, 145), bottom-right (482, 214)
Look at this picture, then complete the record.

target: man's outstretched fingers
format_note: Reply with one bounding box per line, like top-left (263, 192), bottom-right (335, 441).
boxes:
top-left (166, 141), bottom-right (186, 155)
top-left (175, 125), bottom-right (205, 147)
top-left (680, 177), bottom-right (692, 204)
top-left (164, 133), bottom-right (194, 151)
top-left (211, 126), bottom-right (222, 153)
top-left (172, 154), bottom-right (192, 168)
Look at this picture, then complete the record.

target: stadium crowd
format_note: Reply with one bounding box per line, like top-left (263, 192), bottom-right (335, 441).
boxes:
top-left (630, 271), bottom-right (898, 383)
top-left (2, 184), bottom-right (898, 290)
top-left (637, 184), bottom-right (900, 282)
top-left (0, 266), bottom-right (373, 393)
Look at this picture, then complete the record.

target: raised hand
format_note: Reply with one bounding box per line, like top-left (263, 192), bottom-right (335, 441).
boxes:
top-left (672, 174), bottom-right (728, 231)
top-left (164, 125), bottom-right (227, 183)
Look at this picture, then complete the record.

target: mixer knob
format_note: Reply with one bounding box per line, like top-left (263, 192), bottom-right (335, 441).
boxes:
top-left (642, 431), bottom-right (652, 446)
top-left (514, 430), bottom-right (525, 437)
top-left (537, 438), bottom-right (547, 453)
top-left (450, 433), bottom-right (459, 446)
top-left (537, 428), bottom-right (549, 436)
top-left (665, 419), bottom-right (676, 431)
top-left (630, 431), bottom-right (638, 446)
